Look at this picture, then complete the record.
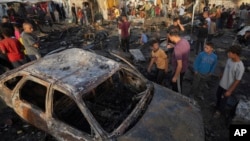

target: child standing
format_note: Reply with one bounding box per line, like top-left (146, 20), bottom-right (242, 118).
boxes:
top-left (21, 22), bottom-right (41, 61)
top-left (155, 4), bottom-right (161, 17)
top-left (189, 42), bottom-right (217, 99)
top-left (77, 7), bottom-right (84, 25)
top-left (14, 24), bottom-right (21, 41)
top-left (147, 40), bottom-right (168, 85)
top-left (0, 27), bottom-right (26, 68)
top-left (214, 45), bottom-right (245, 118)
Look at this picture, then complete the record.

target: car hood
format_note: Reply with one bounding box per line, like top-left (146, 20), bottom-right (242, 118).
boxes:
top-left (117, 83), bottom-right (204, 141)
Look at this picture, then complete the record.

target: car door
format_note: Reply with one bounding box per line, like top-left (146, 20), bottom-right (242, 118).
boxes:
top-left (0, 74), bottom-right (23, 108)
top-left (47, 86), bottom-right (95, 141)
top-left (12, 76), bottom-right (50, 132)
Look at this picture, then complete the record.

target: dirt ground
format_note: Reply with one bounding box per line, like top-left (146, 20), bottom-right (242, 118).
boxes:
top-left (0, 21), bottom-right (249, 141)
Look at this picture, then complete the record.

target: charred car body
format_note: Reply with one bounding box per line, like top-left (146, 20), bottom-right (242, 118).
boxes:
top-left (0, 48), bottom-right (204, 141)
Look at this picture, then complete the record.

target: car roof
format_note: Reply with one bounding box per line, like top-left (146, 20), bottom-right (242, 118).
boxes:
top-left (23, 48), bottom-right (121, 97)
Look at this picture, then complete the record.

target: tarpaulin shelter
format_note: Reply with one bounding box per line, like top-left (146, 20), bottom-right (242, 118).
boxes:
top-left (106, 0), bottom-right (119, 9)
top-left (0, 0), bottom-right (24, 18)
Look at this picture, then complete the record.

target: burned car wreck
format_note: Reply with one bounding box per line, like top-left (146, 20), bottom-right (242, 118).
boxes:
top-left (0, 48), bottom-right (204, 141)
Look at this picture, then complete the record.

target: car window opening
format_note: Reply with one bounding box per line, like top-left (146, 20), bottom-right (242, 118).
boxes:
top-left (83, 69), bottom-right (147, 133)
top-left (4, 76), bottom-right (23, 90)
top-left (53, 90), bottom-right (92, 135)
top-left (20, 80), bottom-right (47, 111)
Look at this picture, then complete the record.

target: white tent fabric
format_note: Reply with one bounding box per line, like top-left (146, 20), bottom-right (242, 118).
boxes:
top-left (97, 0), bottom-right (108, 20)
top-left (25, 0), bottom-right (57, 4)
top-left (0, 0), bottom-right (24, 3)
top-left (25, 0), bottom-right (47, 3)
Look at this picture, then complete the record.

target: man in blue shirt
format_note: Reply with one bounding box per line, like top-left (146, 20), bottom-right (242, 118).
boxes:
top-left (189, 42), bottom-right (217, 100)
top-left (140, 30), bottom-right (148, 45)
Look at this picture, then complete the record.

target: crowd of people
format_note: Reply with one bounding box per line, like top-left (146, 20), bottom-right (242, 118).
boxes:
top-left (0, 2), bottom-right (52, 71)
top-left (0, 1), bottom-right (67, 24)
top-left (113, 1), bottom-right (247, 119)
top-left (147, 29), bottom-right (244, 120)
top-left (202, 2), bottom-right (250, 30)
top-left (113, 1), bottom-right (250, 50)
top-left (108, 0), bottom-right (194, 20)
top-left (0, 15), bottom-right (41, 70)
top-left (0, 1), bottom-right (94, 71)
top-left (71, 2), bottom-right (92, 25)
top-left (200, 2), bottom-right (250, 47)
top-left (0, 1), bottom-right (249, 120)
top-left (143, 2), bottom-right (248, 119)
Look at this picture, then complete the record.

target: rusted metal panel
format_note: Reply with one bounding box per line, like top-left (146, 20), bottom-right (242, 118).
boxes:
top-left (0, 62), bottom-right (35, 80)
top-left (12, 99), bottom-right (49, 133)
top-left (0, 87), bottom-right (13, 108)
top-left (0, 72), bottom-right (28, 108)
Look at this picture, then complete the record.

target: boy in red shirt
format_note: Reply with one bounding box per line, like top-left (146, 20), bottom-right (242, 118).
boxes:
top-left (0, 27), bottom-right (26, 68)
top-left (155, 4), bottom-right (161, 17)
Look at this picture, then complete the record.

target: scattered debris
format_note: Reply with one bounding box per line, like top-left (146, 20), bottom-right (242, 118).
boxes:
top-left (129, 49), bottom-right (146, 62)
top-left (17, 130), bottom-right (23, 134)
top-left (233, 100), bottom-right (250, 123)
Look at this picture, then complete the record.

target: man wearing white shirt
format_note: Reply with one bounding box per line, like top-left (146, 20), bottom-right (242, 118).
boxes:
top-left (203, 11), bottom-right (211, 40)
top-left (179, 4), bottom-right (185, 16)
top-left (239, 7), bottom-right (248, 27)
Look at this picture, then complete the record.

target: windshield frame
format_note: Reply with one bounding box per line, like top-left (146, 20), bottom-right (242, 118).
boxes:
top-left (78, 66), bottom-right (154, 139)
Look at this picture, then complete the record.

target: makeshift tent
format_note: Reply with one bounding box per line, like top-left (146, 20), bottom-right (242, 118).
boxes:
top-left (25, 0), bottom-right (50, 3)
top-left (0, 0), bottom-right (24, 3)
top-left (26, 0), bottom-right (67, 4)
top-left (96, 0), bottom-right (108, 20)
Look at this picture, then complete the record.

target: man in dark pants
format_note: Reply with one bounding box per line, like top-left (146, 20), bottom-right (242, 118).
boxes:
top-left (48, 1), bottom-right (56, 22)
top-left (147, 40), bottom-right (168, 85)
top-left (71, 3), bottom-right (78, 24)
top-left (195, 20), bottom-right (208, 55)
top-left (214, 45), bottom-right (245, 118)
top-left (119, 15), bottom-right (130, 52)
top-left (167, 27), bottom-right (190, 93)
